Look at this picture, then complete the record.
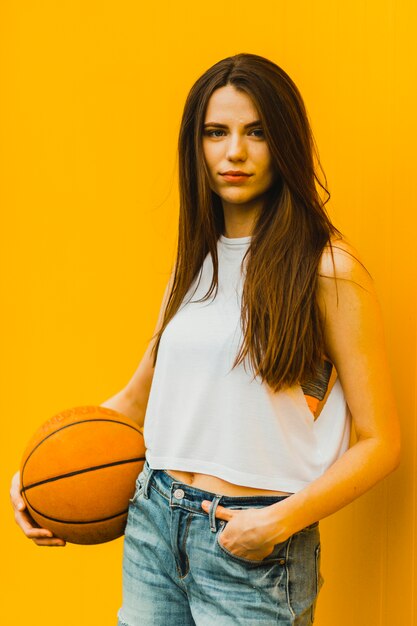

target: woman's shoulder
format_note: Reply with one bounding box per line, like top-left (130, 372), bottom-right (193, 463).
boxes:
top-left (318, 235), bottom-right (373, 285)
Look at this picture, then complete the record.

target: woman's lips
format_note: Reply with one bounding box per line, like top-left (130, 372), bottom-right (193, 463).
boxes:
top-left (220, 173), bottom-right (252, 183)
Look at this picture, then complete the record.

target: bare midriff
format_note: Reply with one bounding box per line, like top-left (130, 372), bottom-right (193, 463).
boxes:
top-left (165, 469), bottom-right (292, 497)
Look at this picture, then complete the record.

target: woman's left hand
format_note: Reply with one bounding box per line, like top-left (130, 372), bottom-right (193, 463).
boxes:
top-left (201, 500), bottom-right (288, 561)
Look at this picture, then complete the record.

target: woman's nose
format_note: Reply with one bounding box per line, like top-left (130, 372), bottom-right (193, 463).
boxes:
top-left (226, 134), bottom-right (247, 160)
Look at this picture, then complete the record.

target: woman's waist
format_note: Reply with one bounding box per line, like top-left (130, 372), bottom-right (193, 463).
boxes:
top-left (163, 468), bottom-right (293, 497)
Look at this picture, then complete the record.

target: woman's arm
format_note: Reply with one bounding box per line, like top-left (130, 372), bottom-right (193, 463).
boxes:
top-left (204, 239), bottom-right (401, 557)
top-left (264, 239), bottom-right (401, 541)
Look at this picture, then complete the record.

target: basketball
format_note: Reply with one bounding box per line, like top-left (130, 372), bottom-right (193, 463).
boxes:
top-left (20, 405), bottom-right (146, 545)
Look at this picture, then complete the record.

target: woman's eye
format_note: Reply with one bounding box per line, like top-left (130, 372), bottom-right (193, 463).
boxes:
top-left (205, 129), bottom-right (225, 137)
top-left (250, 128), bottom-right (264, 137)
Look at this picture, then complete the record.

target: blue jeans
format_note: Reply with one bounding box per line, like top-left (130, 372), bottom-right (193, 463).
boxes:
top-left (117, 460), bottom-right (324, 625)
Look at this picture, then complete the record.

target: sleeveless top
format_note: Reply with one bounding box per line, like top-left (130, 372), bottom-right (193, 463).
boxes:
top-left (143, 234), bottom-right (351, 493)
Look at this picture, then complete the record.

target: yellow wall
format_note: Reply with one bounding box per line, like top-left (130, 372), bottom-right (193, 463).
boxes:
top-left (1, 1), bottom-right (415, 624)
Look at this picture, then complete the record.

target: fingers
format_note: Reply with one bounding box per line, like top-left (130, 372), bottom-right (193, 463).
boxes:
top-left (10, 470), bottom-right (66, 547)
top-left (213, 504), bottom-right (230, 518)
top-left (10, 470), bottom-right (26, 512)
top-left (14, 508), bottom-right (66, 546)
top-left (32, 537), bottom-right (67, 547)
top-left (15, 507), bottom-right (49, 537)
top-left (201, 501), bottom-right (234, 521)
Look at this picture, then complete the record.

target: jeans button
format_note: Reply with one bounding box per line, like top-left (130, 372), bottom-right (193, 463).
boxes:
top-left (174, 488), bottom-right (185, 499)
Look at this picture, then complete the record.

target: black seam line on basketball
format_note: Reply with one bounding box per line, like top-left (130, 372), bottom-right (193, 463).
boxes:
top-left (21, 456), bottom-right (146, 492)
top-left (21, 419), bottom-right (143, 489)
top-left (25, 503), bottom-right (129, 525)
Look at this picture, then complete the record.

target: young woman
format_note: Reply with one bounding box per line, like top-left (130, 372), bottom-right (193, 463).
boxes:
top-left (10, 53), bottom-right (401, 625)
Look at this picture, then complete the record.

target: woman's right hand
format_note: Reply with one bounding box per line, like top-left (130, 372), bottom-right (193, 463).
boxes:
top-left (10, 470), bottom-right (66, 547)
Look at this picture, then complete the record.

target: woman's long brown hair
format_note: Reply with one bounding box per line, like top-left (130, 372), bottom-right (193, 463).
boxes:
top-left (150, 53), bottom-right (344, 393)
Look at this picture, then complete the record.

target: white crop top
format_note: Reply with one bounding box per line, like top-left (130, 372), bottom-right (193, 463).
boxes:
top-left (143, 234), bottom-right (351, 493)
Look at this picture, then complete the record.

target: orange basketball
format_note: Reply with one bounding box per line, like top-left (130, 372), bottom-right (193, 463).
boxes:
top-left (20, 405), bottom-right (146, 545)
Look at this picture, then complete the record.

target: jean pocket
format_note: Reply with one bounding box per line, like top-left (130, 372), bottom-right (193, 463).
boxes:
top-left (215, 520), bottom-right (289, 567)
top-left (128, 471), bottom-right (145, 505)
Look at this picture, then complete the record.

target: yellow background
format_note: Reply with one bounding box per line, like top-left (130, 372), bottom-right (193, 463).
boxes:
top-left (1, 1), bottom-right (416, 624)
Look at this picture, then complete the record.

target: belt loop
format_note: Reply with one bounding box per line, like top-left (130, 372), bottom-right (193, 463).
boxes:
top-left (208, 495), bottom-right (223, 532)
top-left (142, 463), bottom-right (155, 499)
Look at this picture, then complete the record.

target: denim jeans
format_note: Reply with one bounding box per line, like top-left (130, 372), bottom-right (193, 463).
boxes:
top-left (117, 460), bottom-right (324, 625)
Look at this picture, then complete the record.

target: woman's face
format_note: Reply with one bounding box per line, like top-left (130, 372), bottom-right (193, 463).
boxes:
top-left (202, 84), bottom-right (276, 216)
